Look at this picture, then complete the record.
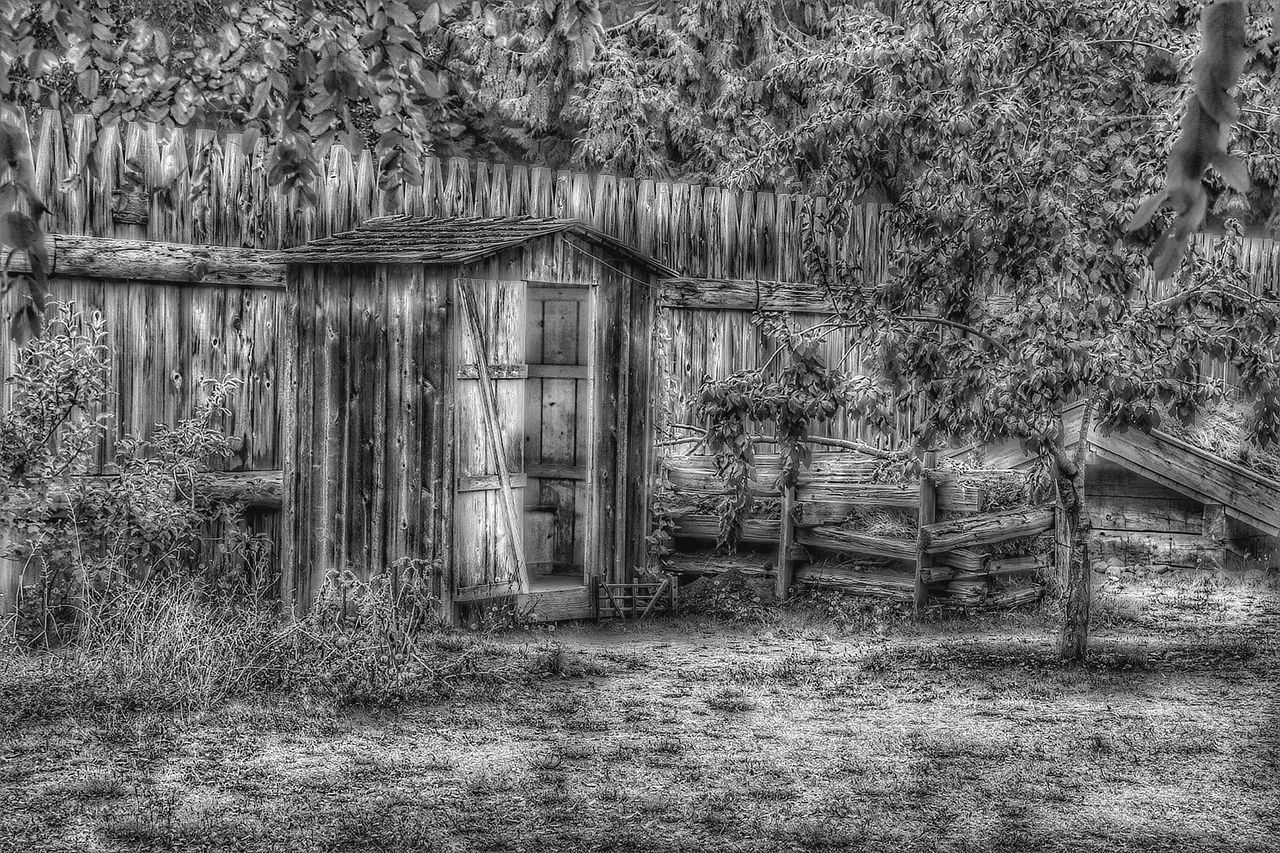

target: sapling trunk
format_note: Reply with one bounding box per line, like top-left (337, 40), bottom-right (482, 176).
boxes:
top-left (1056, 401), bottom-right (1096, 663)
top-left (1056, 461), bottom-right (1092, 663)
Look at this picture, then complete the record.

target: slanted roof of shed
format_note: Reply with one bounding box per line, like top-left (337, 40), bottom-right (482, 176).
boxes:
top-left (275, 215), bottom-right (676, 276)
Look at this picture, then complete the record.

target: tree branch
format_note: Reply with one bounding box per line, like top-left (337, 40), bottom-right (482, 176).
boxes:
top-left (666, 422), bottom-right (916, 460)
top-left (901, 315), bottom-right (1012, 356)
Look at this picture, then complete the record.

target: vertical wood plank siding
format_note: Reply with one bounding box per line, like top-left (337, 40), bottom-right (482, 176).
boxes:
top-left (283, 264), bottom-right (444, 603)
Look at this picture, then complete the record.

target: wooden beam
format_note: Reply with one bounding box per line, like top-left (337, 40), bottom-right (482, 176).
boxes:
top-left (794, 527), bottom-right (917, 561)
top-left (190, 470), bottom-right (283, 508)
top-left (5, 470), bottom-right (284, 511)
top-left (672, 514), bottom-right (781, 544)
top-left (796, 565), bottom-right (916, 602)
top-left (659, 277), bottom-right (838, 313)
top-left (919, 504), bottom-right (1056, 553)
top-left (456, 473), bottom-right (528, 492)
top-left (454, 580), bottom-right (522, 602)
top-left (514, 585), bottom-right (596, 622)
top-left (970, 401), bottom-right (1280, 537)
top-left (7, 233), bottom-right (284, 288)
top-left (988, 553), bottom-right (1052, 578)
top-left (456, 364), bottom-right (528, 379)
top-left (526, 462), bottom-right (587, 482)
top-left (935, 548), bottom-right (987, 574)
top-left (526, 363), bottom-right (589, 379)
top-left (1090, 429), bottom-right (1280, 537)
top-left (795, 484), bottom-right (920, 520)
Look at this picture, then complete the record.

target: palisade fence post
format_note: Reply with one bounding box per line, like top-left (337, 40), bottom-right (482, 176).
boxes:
top-left (775, 484), bottom-right (798, 600)
top-left (914, 451), bottom-right (938, 613)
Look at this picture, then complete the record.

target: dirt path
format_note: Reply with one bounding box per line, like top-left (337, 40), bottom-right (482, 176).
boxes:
top-left (2, 583), bottom-right (1277, 853)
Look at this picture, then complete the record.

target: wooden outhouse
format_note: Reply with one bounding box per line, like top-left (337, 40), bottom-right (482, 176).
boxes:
top-left (276, 215), bottom-right (674, 622)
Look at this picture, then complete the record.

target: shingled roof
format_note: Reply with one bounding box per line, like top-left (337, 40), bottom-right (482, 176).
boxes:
top-left (274, 215), bottom-right (675, 275)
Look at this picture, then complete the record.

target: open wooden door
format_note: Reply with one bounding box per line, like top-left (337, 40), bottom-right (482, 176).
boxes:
top-left (452, 278), bottom-right (530, 603)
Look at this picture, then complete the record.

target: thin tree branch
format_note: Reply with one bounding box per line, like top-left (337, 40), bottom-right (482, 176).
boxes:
top-left (667, 422), bottom-right (916, 460)
top-left (901, 315), bottom-right (1012, 356)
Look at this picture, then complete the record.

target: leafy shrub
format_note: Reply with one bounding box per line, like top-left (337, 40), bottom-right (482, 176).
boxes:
top-left (0, 304), bottom-right (271, 646)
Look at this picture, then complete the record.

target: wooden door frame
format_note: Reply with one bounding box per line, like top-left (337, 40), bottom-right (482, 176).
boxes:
top-left (525, 279), bottom-right (599, 588)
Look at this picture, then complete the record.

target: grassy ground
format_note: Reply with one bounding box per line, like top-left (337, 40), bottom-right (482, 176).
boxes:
top-left (1, 579), bottom-right (1277, 853)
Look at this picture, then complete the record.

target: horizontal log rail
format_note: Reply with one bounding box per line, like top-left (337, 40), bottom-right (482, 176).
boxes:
top-left (919, 504), bottom-right (1056, 553)
top-left (1, 469), bottom-right (284, 511)
top-left (8, 234), bottom-right (285, 288)
top-left (672, 514), bottom-right (781, 545)
top-left (659, 277), bottom-right (838, 313)
top-left (795, 527), bottom-right (917, 561)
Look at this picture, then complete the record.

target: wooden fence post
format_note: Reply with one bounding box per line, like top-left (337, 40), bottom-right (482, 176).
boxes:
top-left (914, 451), bottom-right (938, 613)
top-left (1202, 503), bottom-right (1228, 573)
top-left (775, 485), bottom-right (797, 600)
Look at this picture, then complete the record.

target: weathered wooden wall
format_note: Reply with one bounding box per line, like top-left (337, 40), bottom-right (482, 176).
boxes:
top-left (0, 275), bottom-right (286, 474)
top-left (283, 261), bottom-right (446, 606)
top-left (282, 233), bottom-right (656, 608)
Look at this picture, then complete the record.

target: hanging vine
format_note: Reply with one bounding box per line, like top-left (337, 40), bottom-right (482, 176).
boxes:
top-left (695, 314), bottom-right (896, 550)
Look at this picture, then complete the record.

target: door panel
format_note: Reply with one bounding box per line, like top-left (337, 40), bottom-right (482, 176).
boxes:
top-left (453, 278), bottom-right (528, 599)
top-left (524, 285), bottom-right (593, 578)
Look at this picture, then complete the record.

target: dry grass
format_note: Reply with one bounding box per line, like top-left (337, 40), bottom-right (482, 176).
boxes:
top-left (1162, 400), bottom-right (1280, 481)
top-left (1, 579), bottom-right (1277, 853)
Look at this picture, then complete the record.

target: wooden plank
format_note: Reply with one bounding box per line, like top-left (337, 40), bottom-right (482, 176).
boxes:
top-left (1090, 428), bottom-right (1280, 537)
top-left (0, 233), bottom-right (285, 286)
top-left (454, 579), bottom-right (521, 602)
top-left (935, 548), bottom-right (987, 573)
top-left (673, 514), bottom-right (781, 544)
top-left (527, 283), bottom-right (595, 295)
top-left (516, 585), bottom-right (596, 622)
top-left (1090, 528), bottom-right (1216, 568)
top-left (527, 363), bottom-right (588, 379)
top-left (986, 553), bottom-right (1052, 578)
top-left (794, 527), bottom-right (917, 561)
top-left (934, 473), bottom-right (984, 514)
top-left (660, 277), bottom-right (837, 313)
top-left (456, 363), bottom-right (528, 379)
top-left (457, 279), bottom-right (528, 593)
top-left (1085, 495), bottom-right (1202, 534)
top-left (526, 462), bottom-right (586, 481)
top-left (795, 486), bottom-right (920, 525)
top-left (795, 565), bottom-right (916, 601)
top-left (920, 504), bottom-right (1056, 553)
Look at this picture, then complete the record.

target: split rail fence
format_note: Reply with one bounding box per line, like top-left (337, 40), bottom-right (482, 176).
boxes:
top-left (660, 452), bottom-right (1054, 608)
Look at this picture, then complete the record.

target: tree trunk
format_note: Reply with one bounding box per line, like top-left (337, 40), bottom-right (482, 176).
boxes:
top-left (1056, 403), bottom-right (1095, 664)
